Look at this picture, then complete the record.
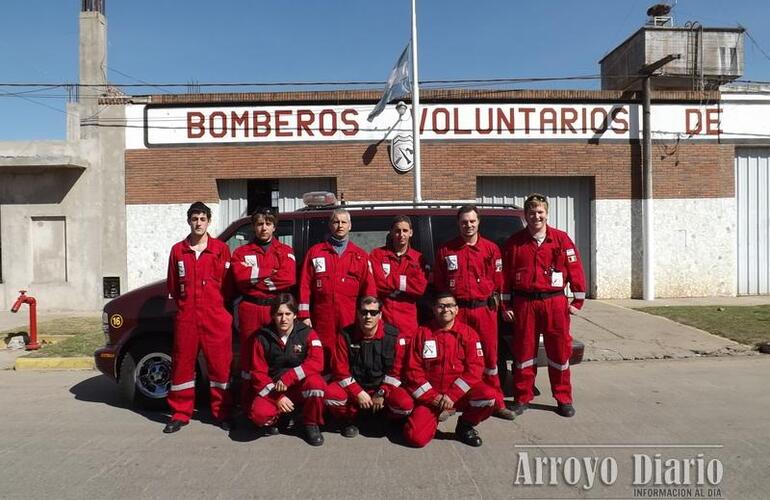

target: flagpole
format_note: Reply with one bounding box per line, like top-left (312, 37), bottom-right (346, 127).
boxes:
top-left (410, 0), bottom-right (422, 203)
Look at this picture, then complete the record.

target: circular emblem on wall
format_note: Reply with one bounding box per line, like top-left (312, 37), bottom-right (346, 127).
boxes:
top-left (389, 134), bottom-right (415, 173)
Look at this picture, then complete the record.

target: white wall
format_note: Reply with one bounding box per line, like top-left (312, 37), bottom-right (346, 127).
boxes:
top-left (593, 198), bottom-right (735, 298)
top-left (126, 203), bottom-right (222, 291)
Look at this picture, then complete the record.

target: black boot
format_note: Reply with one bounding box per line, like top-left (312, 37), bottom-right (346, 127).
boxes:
top-left (162, 419), bottom-right (188, 434)
top-left (455, 419), bottom-right (482, 447)
top-left (556, 403), bottom-right (576, 418)
top-left (511, 402), bottom-right (529, 415)
top-left (305, 424), bottom-right (324, 446)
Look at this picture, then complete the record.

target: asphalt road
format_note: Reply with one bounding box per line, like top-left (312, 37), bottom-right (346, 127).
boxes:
top-left (1, 356), bottom-right (768, 500)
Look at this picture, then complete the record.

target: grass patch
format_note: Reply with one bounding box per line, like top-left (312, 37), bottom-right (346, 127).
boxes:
top-left (2, 316), bottom-right (102, 358)
top-left (636, 305), bottom-right (770, 347)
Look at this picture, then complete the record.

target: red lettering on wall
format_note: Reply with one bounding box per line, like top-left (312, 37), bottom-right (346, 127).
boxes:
top-left (590, 108), bottom-right (608, 134)
top-left (318, 109), bottom-right (337, 136)
top-left (209, 111), bottom-right (228, 138)
top-left (496, 108), bottom-right (514, 134)
top-left (419, 107), bottom-right (429, 134)
top-left (341, 109), bottom-right (359, 136)
top-left (685, 109), bottom-right (702, 135)
top-left (540, 108), bottom-right (557, 134)
top-left (252, 111), bottom-right (271, 137)
top-left (230, 111), bottom-right (249, 137)
top-left (274, 110), bottom-right (292, 137)
top-left (610, 107), bottom-right (629, 133)
top-left (520, 108), bottom-right (535, 134)
top-left (452, 107), bottom-right (471, 134)
top-left (706, 109), bottom-right (722, 135)
top-left (187, 112), bottom-right (205, 138)
top-left (561, 107), bottom-right (578, 133)
top-left (475, 107), bottom-right (493, 134)
top-left (296, 109), bottom-right (315, 136)
top-left (433, 108), bottom-right (450, 135)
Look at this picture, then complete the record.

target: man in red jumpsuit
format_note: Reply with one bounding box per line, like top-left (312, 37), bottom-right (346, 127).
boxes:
top-left (501, 193), bottom-right (586, 418)
top-left (370, 215), bottom-right (429, 336)
top-left (325, 296), bottom-right (414, 437)
top-left (298, 208), bottom-right (375, 369)
top-left (403, 291), bottom-right (497, 448)
top-left (230, 208), bottom-right (296, 407)
top-left (434, 205), bottom-right (514, 420)
top-left (164, 202), bottom-right (234, 433)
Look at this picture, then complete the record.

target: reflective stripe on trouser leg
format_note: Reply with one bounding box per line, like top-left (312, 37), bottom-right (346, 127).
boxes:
top-left (385, 386), bottom-right (414, 418)
top-left (168, 318), bottom-right (201, 422)
top-left (457, 305), bottom-right (504, 408)
top-left (324, 382), bottom-right (357, 422)
top-left (457, 382), bottom-right (497, 426)
top-left (542, 299), bottom-right (573, 405)
top-left (403, 404), bottom-right (440, 448)
top-left (511, 297), bottom-right (540, 405)
top-left (296, 374), bottom-right (326, 426)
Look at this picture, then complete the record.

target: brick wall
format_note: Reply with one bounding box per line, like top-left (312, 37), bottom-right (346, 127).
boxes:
top-left (126, 140), bottom-right (734, 204)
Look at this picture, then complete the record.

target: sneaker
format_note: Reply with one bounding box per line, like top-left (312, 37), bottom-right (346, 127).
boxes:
top-left (304, 424), bottom-right (324, 446)
top-left (493, 407), bottom-right (516, 421)
top-left (511, 402), bottom-right (529, 416)
top-left (454, 419), bottom-right (482, 447)
top-left (556, 404), bottom-right (576, 418)
top-left (162, 419), bottom-right (188, 434)
top-left (341, 423), bottom-right (359, 438)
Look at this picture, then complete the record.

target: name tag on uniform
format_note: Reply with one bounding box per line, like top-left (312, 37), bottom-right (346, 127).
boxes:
top-left (551, 272), bottom-right (564, 288)
top-left (445, 255), bottom-right (458, 271)
top-left (382, 262), bottom-right (391, 276)
top-left (312, 257), bottom-right (326, 273)
top-left (423, 340), bottom-right (438, 359)
top-left (177, 262), bottom-right (186, 278)
top-left (495, 258), bottom-right (503, 272)
top-left (244, 255), bottom-right (257, 267)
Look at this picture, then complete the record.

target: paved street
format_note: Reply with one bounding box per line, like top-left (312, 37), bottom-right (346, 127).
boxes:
top-left (1, 355), bottom-right (768, 499)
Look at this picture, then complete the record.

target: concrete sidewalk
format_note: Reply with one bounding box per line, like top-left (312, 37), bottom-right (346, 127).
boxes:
top-left (574, 297), bottom-right (768, 361)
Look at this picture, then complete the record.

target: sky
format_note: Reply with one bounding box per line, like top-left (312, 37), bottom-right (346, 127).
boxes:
top-left (1, 0), bottom-right (770, 140)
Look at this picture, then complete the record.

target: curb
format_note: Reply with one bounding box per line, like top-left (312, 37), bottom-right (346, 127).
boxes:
top-left (14, 356), bottom-right (95, 370)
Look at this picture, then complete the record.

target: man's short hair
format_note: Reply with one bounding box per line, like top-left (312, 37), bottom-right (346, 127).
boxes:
top-left (524, 193), bottom-right (549, 212)
top-left (329, 208), bottom-right (351, 223)
top-left (457, 205), bottom-right (479, 219)
top-left (432, 290), bottom-right (456, 305)
top-left (390, 215), bottom-right (413, 230)
top-left (358, 295), bottom-right (382, 310)
top-left (187, 201), bottom-right (211, 220)
top-left (251, 207), bottom-right (278, 225)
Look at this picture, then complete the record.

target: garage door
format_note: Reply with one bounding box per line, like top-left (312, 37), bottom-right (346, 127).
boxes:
top-left (735, 148), bottom-right (770, 295)
top-left (476, 176), bottom-right (592, 293)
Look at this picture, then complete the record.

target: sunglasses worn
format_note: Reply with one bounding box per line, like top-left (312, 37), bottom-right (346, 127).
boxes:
top-left (358, 309), bottom-right (381, 317)
top-left (435, 303), bottom-right (457, 310)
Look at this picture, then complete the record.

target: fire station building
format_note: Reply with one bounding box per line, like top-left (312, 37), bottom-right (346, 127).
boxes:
top-left (1, 4), bottom-right (769, 311)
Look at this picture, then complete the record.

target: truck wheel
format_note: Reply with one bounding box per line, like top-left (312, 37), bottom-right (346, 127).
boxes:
top-left (119, 337), bottom-right (173, 411)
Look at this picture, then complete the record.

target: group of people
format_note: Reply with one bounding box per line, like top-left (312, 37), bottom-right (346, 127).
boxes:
top-left (163, 194), bottom-right (586, 448)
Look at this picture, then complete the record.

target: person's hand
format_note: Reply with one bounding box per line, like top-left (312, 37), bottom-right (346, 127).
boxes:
top-left (274, 380), bottom-right (288, 392)
top-left (431, 394), bottom-right (443, 408)
top-left (372, 396), bottom-right (385, 412)
top-left (357, 391), bottom-right (373, 409)
top-left (276, 396), bottom-right (294, 413)
top-left (439, 395), bottom-right (455, 411)
top-left (302, 318), bottom-right (313, 327)
top-left (502, 310), bottom-right (515, 322)
top-left (569, 305), bottom-right (580, 315)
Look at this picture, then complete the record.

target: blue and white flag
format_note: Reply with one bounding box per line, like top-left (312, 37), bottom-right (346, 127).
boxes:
top-left (367, 43), bottom-right (411, 122)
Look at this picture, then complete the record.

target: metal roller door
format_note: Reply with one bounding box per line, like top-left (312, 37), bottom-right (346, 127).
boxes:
top-left (476, 176), bottom-right (592, 293)
top-left (735, 149), bottom-right (770, 295)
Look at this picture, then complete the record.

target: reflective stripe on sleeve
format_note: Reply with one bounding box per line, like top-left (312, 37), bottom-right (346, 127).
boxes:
top-left (302, 389), bottom-right (324, 398)
top-left (469, 398), bottom-right (496, 407)
top-left (298, 303), bottom-right (310, 312)
top-left (387, 406), bottom-right (412, 416)
top-left (514, 358), bottom-right (536, 369)
top-left (547, 359), bottom-right (570, 371)
top-left (311, 339), bottom-right (322, 348)
top-left (383, 375), bottom-right (401, 387)
top-left (170, 380), bottom-right (195, 391)
top-left (264, 278), bottom-right (277, 291)
top-left (573, 292), bottom-right (586, 299)
top-left (453, 378), bottom-right (471, 394)
top-left (412, 382), bottom-right (432, 398)
top-left (210, 380), bottom-right (230, 390)
top-left (258, 383), bottom-right (275, 397)
top-left (293, 365), bottom-right (306, 381)
top-left (339, 377), bottom-right (355, 388)
top-left (484, 367), bottom-right (498, 376)
top-left (399, 275), bottom-right (407, 292)
top-left (287, 253), bottom-right (296, 261)
top-left (325, 399), bottom-right (347, 406)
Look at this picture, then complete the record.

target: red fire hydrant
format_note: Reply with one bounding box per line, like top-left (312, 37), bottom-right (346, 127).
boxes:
top-left (10, 290), bottom-right (40, 350)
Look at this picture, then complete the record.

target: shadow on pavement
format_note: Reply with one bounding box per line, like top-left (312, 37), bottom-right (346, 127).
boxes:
top-left (69, 374), bottom-right (168, 425)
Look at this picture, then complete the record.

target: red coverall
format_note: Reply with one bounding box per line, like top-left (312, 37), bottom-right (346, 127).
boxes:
top-left (248, 323), bottom-right (326, 427)
top-left (501, 225), bottom-right (586, 405)
top-left (370, 245), bottom-right (429, 336)
top-left (403, 321), bottom-right (497, 448)
top-left (166, 235), bottom-right (233, 423)
top-left (434, 236), bottom-right (504, 407)
top-left (324, 322), bottom-right (414, 421)
top-left (230, 239), bottom-right (296, 403)
top-left (298, 240), bottom-right (375, 369)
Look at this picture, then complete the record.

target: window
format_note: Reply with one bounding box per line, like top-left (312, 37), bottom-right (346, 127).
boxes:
top-left (308, 215), bottom-right (418, 253)
top-left (430, 214), bottom-right (524, 252)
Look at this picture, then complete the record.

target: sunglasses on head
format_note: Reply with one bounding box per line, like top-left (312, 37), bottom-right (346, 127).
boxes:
top-left (358, 309), bottom-right (381, 317)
